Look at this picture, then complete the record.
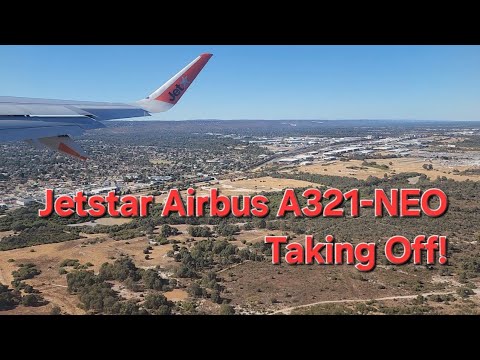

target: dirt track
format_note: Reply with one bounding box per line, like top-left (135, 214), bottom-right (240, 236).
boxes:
top-left (272, 291), bottom-right (457, 314)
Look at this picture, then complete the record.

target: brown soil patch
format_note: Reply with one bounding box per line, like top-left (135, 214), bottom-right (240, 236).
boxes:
top-left (165, 289), bottom-right (188, 302)
top-left (95, 218), bottom-right (134, 226)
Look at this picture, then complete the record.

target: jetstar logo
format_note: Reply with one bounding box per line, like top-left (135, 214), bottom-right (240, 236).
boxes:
top-left (168, 76), bottom-right (190, 102)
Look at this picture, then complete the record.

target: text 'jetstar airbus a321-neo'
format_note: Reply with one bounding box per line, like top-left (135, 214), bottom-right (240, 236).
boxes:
top-left (0, 53), bottom-right (213, 160)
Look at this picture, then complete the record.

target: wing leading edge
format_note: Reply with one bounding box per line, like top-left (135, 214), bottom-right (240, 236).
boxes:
top-left (0, 53), bottom-right (213, 160)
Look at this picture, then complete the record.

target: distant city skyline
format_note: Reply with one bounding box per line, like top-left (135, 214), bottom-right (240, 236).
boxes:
top-left (0, 45), bottom-right (479, 121)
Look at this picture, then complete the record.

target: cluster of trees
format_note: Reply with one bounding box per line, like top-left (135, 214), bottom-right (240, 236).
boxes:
top-left (149, 225), bottom-right (181, 245)
top-left (0, 283), bottom-right (20, 310)
top-left (172, 239), bottom-right (264, 279)
top-left (362, 160), bottom-right (389, 170)
top-left (458, 136), bottom-right (480, 148)
top-left (186, 271), bottom-right (229, 306)
top-left (77, 203), bottom-right (252, 246)
top-left (12, 263), bottom-right (41, 281)
top-left (98, 257), bottom-right (142, 282)
top-left (214, 222), bottom-right (240, 237)
top-left (68, 271), bottom-right (127, 314)
top-left (81, 219), bottom-right (152, 240)
top-left (219, 304), bottom-right (235, 315)
top-left (143, 293), bottom-right (173, 315)
top-left (67, 267), bottom-right (174, 314)
top-left (160, 224), bottom-right (180, 238)
top-left (98, 257), bottom-right (171, 292)
top-left (66, 256), bottom-right (174, 314)
top-left (0, 205), bottom-right (92, 231)
top-left (0, 224), bottom-right (81, 251)
top-left (293, 301), bottom-right (434, 315)
top-left (182, 270), bottom-right (238, 314)
top-left (188, 226), bottom-right (213, 238)
top-left (456, 251), bottom-right (480, 281)
top-left (58, 259), bottom-right (93, 273)
top-left (60, 259), bottom-right (81, 267)
top-left (0, 264), bottom-right (48, 311)
top-left (19, 293), bottom-right (48, 307)
top-left (458, 168), bottom-right (480, 176)
top-left (0, 205), bottom-right (97, 250)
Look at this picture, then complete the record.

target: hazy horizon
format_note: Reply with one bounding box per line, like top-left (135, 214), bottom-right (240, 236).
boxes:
top-left (1, 45), bottom-right (479, 121)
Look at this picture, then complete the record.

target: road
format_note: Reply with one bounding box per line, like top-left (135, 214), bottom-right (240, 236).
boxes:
top-left (249, 137), bottom-right (372, 172)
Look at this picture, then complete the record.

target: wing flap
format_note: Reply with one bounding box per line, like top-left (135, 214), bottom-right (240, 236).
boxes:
top-left (78, 105), bottom-right (150, 120)
top-left (27, 135), bottom-right (88, 161)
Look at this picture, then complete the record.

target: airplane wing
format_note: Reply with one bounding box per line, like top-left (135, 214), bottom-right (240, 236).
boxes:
top-left (0, 53), bottom-right (213, 160)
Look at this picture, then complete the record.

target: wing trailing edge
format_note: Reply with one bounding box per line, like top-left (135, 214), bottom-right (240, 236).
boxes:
top-left (26, 135), bottom-right (88, 161)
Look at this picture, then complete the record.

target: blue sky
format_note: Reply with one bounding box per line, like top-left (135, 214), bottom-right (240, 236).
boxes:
top-left (0, 45), bottom-right (479, 120)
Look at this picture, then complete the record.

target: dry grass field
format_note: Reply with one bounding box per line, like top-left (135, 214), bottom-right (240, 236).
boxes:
top-left (153, 176), bottom-right (322, 204)
top-left (0, 232), bottom-right (176, 314)
top-left (292, 157), bottom-right (480, 181)
top-left (221, 260), bottom-right (449, 314)
top-left (210, 177), bottom-right (321, 194)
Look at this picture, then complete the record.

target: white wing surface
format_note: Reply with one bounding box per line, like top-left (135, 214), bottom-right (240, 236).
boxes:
top-left (0, 53), bottom-right (213, 160)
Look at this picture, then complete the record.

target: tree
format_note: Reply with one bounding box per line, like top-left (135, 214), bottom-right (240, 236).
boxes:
top-left (155, 236), bottom-right (169, 245)
top-left (21, 294), bottom-right (47, 307)
top-left (175, 264), bottom-right (197, 278)
top-left (98, 257), bottom-right (141, 282)
top-left (11, 221), bottom-right (27, 232)
top-left (188, 226), bottom-right (212, 238)
top-left (255, 218), bottom-right (267, 229)
top-left (114, 299), bottom-right (143, 315)
top-left (243, 222), bottom-right (254, 231)
top-left (67, 270), bottom-right (98, 293)
top-left (187, 283), bottom-right (203, 297)
top-left (214, 222), bottom-right (240, 237)
top-left (12, 263), bottom-right (41, 281)
top-left (50, 306), bottom-right (62, 315)
top-left (124, 277), bottom-right (142, 292)
top-left (143, 269), bottom-right (166, 291)
top-left (0, 283), bottom-right (8, 293)
top-left (78, 283), bottom-right (118, 313)
top-left (143, 293), bottom-right (173, 315)
top-left (154, 305), bottom-right (172, 315)
top-left (457, 287), bottom-right (475, 298)
top-left (211, 290), bottom-right (221, 304)
top-left (0, 283), bottom-right (20, 310)
top-left (161, 224), bottom-right (179, 238)
top-left (219, 304), bottom-right (235, 315)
